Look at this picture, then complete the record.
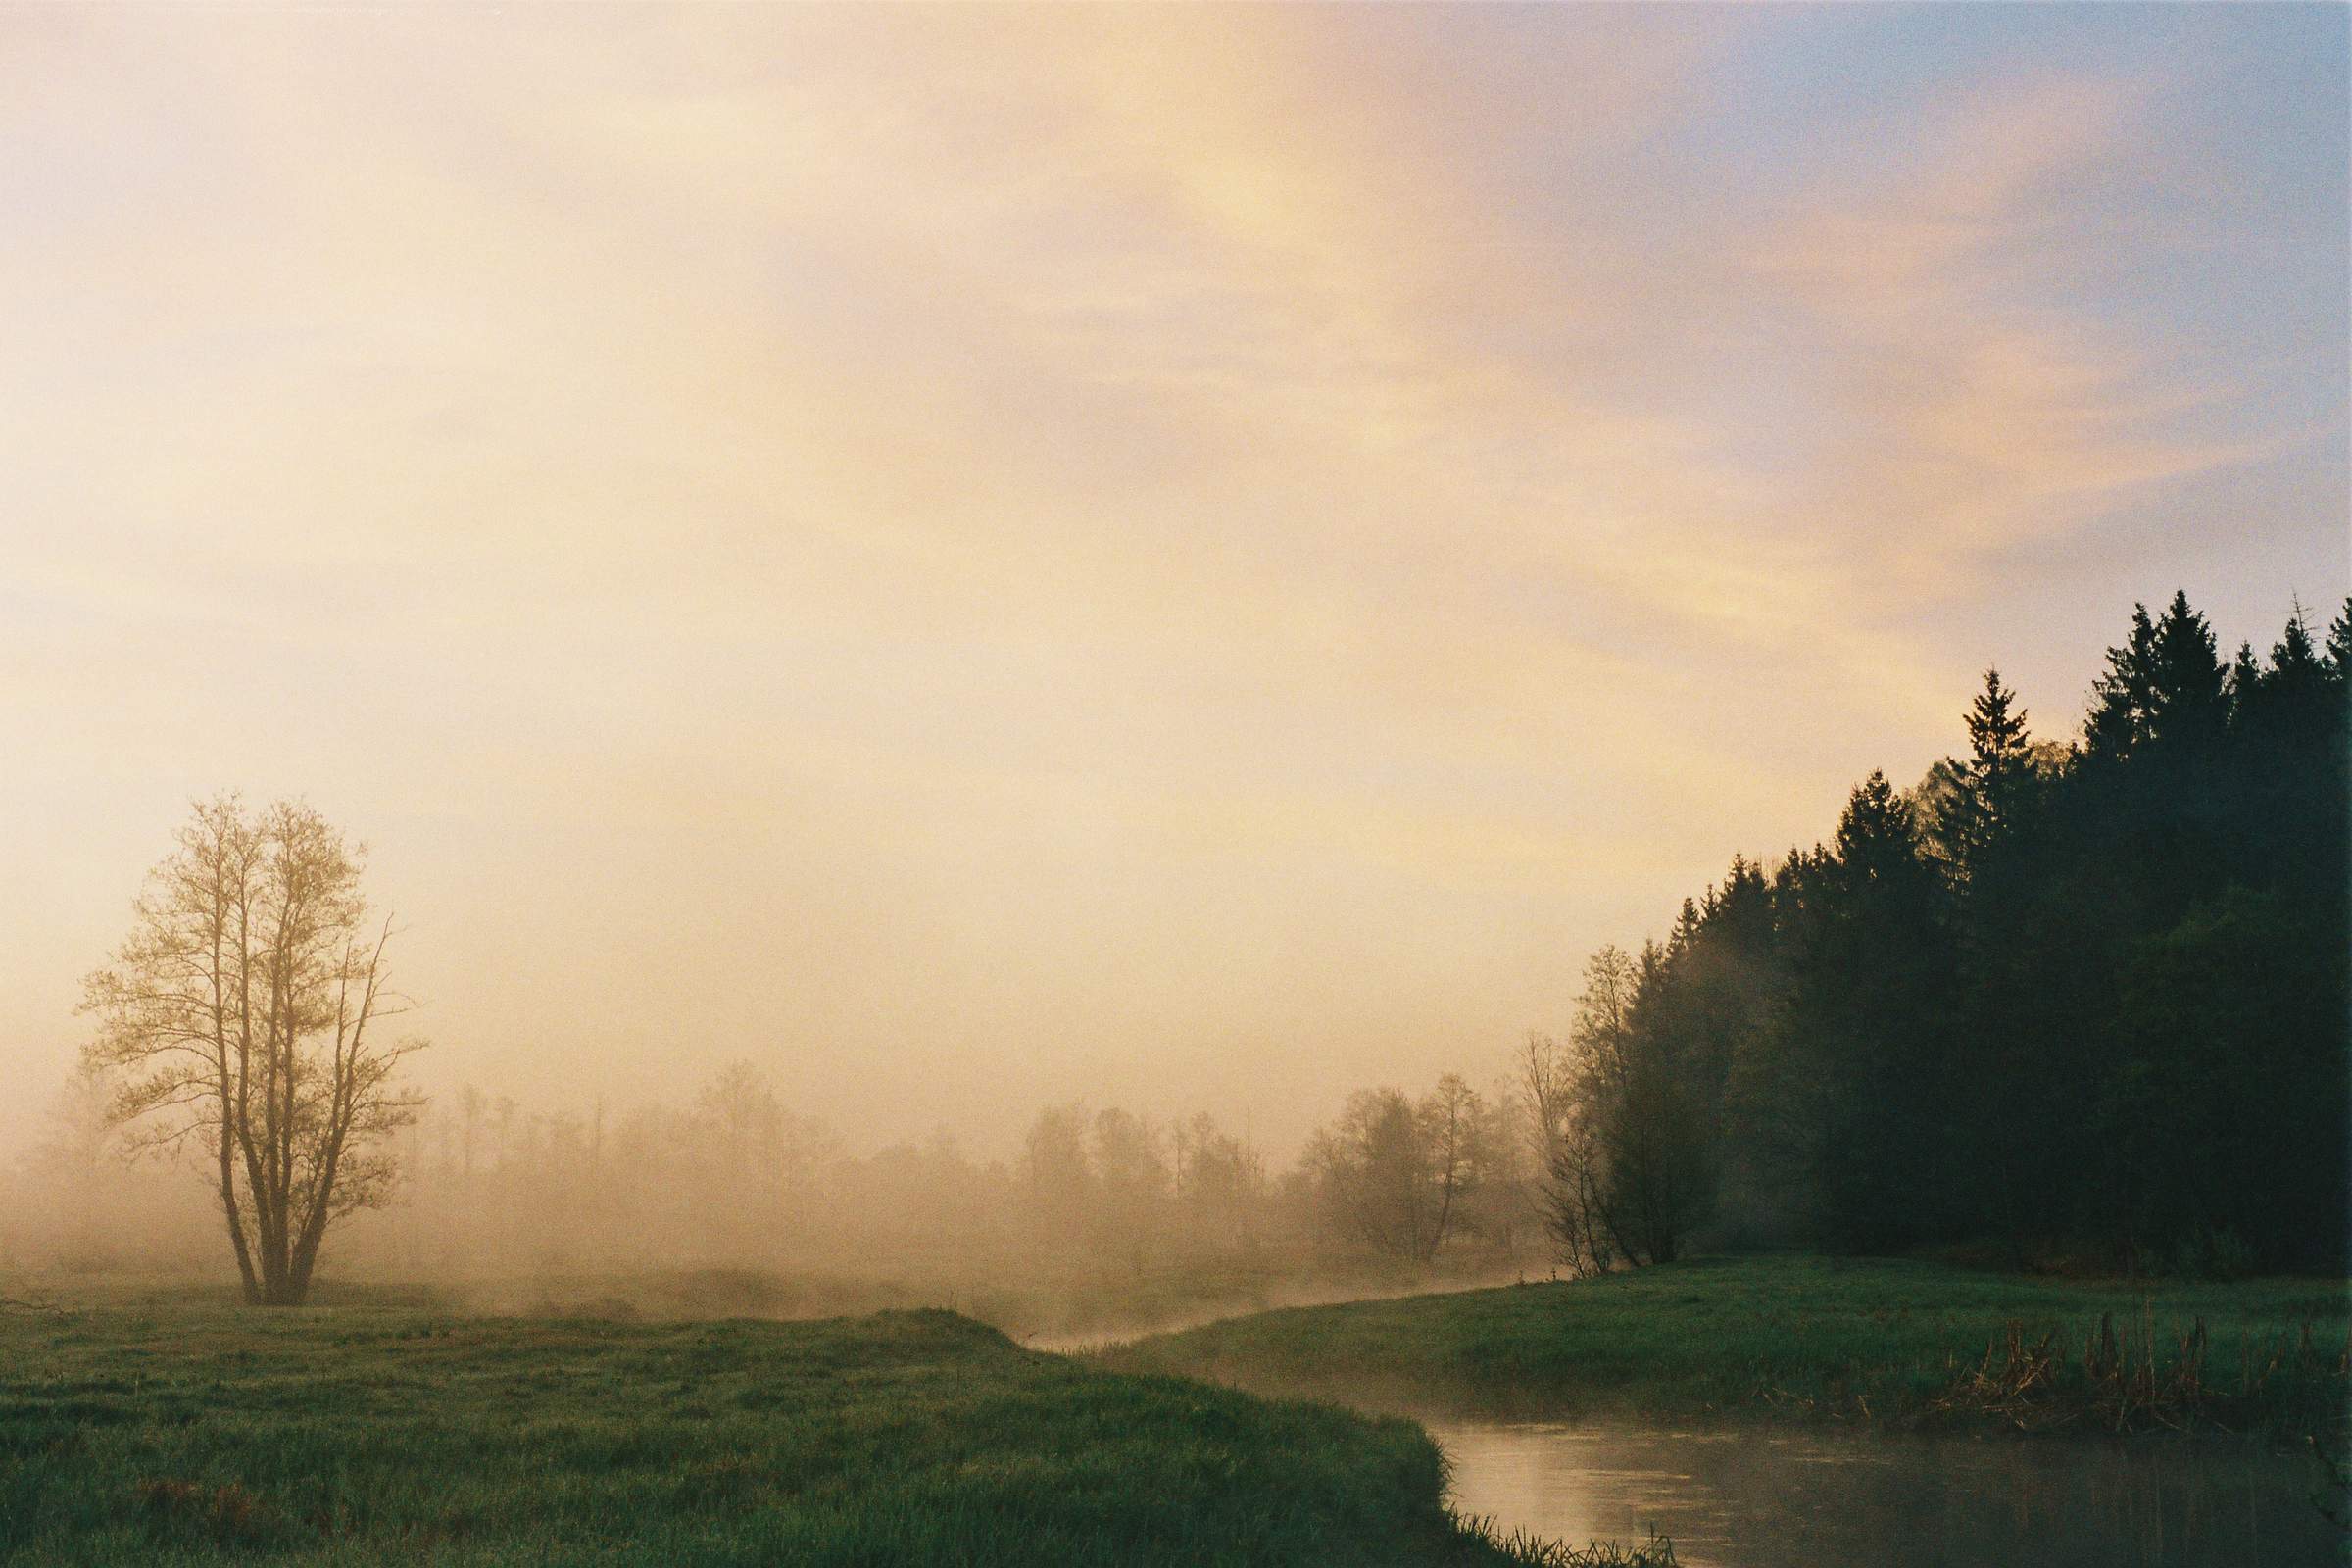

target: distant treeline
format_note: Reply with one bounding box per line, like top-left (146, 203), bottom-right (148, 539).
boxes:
top-left (11, 594), bottom-right (2342, 1289)
top-left (1531, 593), bottom-right (2351, 1277)
top-left (14, 1056), bottom-right (1540, 1289)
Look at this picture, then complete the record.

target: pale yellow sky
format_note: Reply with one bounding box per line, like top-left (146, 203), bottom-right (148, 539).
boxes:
top-left (4, 5), bottom-right (2345, 1158)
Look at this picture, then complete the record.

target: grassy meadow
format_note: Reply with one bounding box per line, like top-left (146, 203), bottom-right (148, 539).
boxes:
top-left (1102, 1254), bottom-right (2352, 1437)
top-left (10, 1254), bottom-right (2340, 1565)
top-left (0, 1298), bottom-right (1536, 1567)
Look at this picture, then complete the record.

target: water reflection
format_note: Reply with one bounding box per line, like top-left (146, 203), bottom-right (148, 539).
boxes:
top-left (1428, 1417), bottom-right (2342, 1567)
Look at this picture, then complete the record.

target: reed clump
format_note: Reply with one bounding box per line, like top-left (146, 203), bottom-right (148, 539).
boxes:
top-left (1935, 1305), bottom-right (2351, 1433)
top-left (1468, 1520), bottom-right (1677, 1568)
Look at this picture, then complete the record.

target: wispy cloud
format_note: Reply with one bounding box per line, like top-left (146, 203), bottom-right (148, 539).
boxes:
top-left (1, 6), bottom-right (2341, 1150)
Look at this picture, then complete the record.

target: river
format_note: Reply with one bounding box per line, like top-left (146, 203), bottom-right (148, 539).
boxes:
top-left (1428, 1416), bottom-right (2342, 1566)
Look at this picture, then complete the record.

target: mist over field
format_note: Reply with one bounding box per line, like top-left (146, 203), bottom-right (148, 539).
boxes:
top-left (3, 4), bottom-right (2344, 1176)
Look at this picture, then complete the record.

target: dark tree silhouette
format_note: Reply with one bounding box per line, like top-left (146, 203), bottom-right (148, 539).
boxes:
top-left (1543, 592), bottom-right (2348, 1276)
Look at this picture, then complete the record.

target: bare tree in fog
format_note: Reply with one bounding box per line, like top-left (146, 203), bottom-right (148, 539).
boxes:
top-left (1023, 1102), bottom-right (1096, 1245)
top-left (1089, 1108), bottom-right (1170, 1274)
top-left (687, 1060), bottom-right (835, 1256)
top-left (461, 1084), bottom-right (483, 1176)
top-left (16, 1066), bottom-right (126, 1272)
top-left (1523, 1030), bottom-right (1615, 1277)
top-left (1527, 944), bottom-right (1715, 1275)
top-left (1307, 1081), bottom-right (1488, 1263)
top-left (1171, 1111), bottom-right (1265, 1252)
top-left (1422, 1074), bottom-right (1480, 1256)
top-left (79, 796), bottom-right (425, 1306)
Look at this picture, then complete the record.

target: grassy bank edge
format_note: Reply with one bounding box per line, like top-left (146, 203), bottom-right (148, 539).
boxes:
top-left (1097, 1253), bottom-right (2352, 1442)
top-left (0, 1298), bottom-right (1641, 1566)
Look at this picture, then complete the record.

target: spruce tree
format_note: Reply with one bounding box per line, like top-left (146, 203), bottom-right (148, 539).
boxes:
top-left (2144, 589), bottom-right (2230, 754)
top-left (2226, 641), bottom-right (2263, 730)
top-left (1945, 668), bottom-right (2034, 887)
top-left (1799, 772), bottom-right (1956, 1250)
top-left (2259, 606), bottom-right (2329, 725)
top-left (2084, 603), bottom-right (2158, 760)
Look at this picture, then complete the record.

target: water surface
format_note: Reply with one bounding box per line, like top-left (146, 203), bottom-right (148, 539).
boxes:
top-left (1429, 1417), bottom-right (2341, 1567)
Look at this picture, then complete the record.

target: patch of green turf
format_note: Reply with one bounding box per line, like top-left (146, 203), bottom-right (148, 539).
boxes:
top-left (0, 1303), bottom-right (1521, 1565)
top-left (1100, 1254), bottom-right (2352, 1435)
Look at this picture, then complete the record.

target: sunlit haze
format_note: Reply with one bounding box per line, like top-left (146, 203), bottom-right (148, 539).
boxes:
top-left (5, 4), bottom-right (2345, 1160)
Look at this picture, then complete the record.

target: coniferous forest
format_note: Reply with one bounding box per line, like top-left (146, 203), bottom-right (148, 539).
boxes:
top-left (1536, 592), bottom-right (2351, 1278)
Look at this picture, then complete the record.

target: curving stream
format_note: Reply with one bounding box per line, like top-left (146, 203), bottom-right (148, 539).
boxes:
top-left (1428, 1417), bottom-right (2342, 1567)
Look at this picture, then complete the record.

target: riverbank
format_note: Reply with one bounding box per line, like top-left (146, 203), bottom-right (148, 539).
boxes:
top-left (7, 1251), bottom-right (1523, 1348)
top-left (1099, 1254), bottom-right (2352, 1437)
top-left (0, 1299), bottom-right (1528, 1565)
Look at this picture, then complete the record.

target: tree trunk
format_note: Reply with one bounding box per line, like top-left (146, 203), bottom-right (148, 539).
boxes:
top-left (217, 1111), bottom-right (261, 1306)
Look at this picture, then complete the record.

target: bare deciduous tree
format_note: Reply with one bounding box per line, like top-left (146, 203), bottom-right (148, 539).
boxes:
top-left (1527, 945), bottom-right (1712, 1276)
top-left (1523, 1030), bottom-right (1616, 1278)
top-left (1307, 1079), bottom-right (1488, 1263)
top-left (1422, 1073), bottom-right (1480, 1260)
top-left (80, 796), bottom-right (425, 1305)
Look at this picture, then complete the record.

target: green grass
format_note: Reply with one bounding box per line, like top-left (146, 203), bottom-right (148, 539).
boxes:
top-left (1100, 1254), bottom-right (2352, 1436)
top-left (17, 1252), bottom-right (1509, 1347)
top-left (0, 1300), bottom-right (1528, 1566)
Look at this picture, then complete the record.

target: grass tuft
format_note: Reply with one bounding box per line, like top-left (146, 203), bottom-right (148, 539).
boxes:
top-left (1459, 1515), bottom-right (1678, 1567)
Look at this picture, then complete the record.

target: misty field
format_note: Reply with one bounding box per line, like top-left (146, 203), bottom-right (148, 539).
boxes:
top-left (0, 1300), bottom-right (1532, 1567)
top-left (1102, 1254), bottom-right (2352, 1437)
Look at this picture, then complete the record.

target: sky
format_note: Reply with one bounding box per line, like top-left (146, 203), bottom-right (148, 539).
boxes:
top-left (3, 4), bottom-right (2345, 1163)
